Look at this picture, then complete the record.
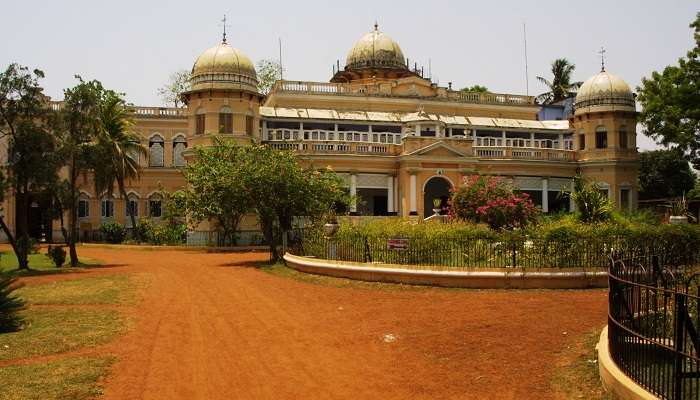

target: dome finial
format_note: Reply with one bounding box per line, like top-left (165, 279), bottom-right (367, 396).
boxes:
top-left (220, 14), bottom-right (230, 44)
top-left (374, 20), bottom-right (379, 31)
top-left (598, 46), bottom-right (606, 72)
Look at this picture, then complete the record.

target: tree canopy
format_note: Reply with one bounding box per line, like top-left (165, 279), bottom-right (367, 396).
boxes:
top-left (638, 13), bottom-right (700, 169)
top-left (256, 59), bottom-right (283, 96)
top-left (157, 69), bottom-right (189, 108)
top-left (459, 85), bottom-right (489, 93)
top-left (638, 149), bottom-right (696, 200)
top-left (181, 138), bottom-right (348, 258)
top-left (0, 64), bottom-right (59, 268)
top-left (535, 58), bottom-right (582, 104)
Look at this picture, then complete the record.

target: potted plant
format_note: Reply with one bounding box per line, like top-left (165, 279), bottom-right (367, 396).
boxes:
top-left (323, 210), bottom-right (340, 238)
top-left (668, 195), bottom-right (694, 225)
top-left (432, 198), bottom-right (443, 216)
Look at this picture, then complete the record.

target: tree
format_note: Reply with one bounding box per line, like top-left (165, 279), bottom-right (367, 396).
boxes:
top-left (535, 58), bottom-right (582, 104)
top-left (56, 77), bottom-right (105, 267)
top-left (181, 138), bottom-right (349, 258)
top-left (0, 64), bottom-right (59, 269)
top-left (157, 69), bottom-right (189, 108)
top-left (638, 149), bottom-right (695, 200)
top-left (180, 137), bottom-right (253, 245)
top-left (243, 144), bottom-right (348, 260)
top-left (92, 91), bottom-right (147, 237)
top-left (638, 13), bottom-right (700, 169)
top-left (459, 85), bottom-right (489, 93)
top-left (256, 59), bottom-right (283, 96)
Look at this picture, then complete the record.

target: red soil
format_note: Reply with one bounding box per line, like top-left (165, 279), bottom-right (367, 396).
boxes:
top-left (19, 247), bottom-right (608, 399)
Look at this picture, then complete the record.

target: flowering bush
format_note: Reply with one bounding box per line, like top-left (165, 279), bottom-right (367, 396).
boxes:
top-left (450, 175), bottom-right (540, 229)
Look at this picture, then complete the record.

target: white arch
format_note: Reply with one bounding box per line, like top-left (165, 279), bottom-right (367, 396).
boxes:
top-left (125, 190), bottom-right (141, 198)
top-left (148, 132), bottom-right (164, 141)
top-left (422, 175), bottom-right (454, 192)
top-left (145, 190), bottom-right (162, 199)
top-left (79, 190), bottom-right (92, 198)
top-left (172, 133), bottom-right (187, 142)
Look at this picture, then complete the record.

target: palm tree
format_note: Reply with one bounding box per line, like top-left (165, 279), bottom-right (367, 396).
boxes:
top-left (535, 58), bottom-right (582, 104)
top-left (93, 92), bottom-right (148, 237)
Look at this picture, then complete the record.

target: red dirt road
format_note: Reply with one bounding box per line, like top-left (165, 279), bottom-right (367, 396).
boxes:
top-left (49, 247), bottom-right (608, 399)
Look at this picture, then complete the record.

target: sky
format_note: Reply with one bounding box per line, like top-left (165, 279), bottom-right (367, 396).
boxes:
top-left (1, 0), bottom-right (697, 151)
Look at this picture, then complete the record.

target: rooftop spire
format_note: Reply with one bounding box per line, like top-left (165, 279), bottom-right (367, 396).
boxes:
top-left (220, 14), bottom-right (230, 44)
top-left (598, 46), bottom-right (606, 72)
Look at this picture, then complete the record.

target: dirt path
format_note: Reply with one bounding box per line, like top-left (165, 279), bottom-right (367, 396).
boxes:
top-left (33, 247), bottom-right (607, 399)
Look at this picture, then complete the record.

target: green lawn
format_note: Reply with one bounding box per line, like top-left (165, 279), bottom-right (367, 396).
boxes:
top-left (0, 272), bottom-right (139, 399)
top-left (17, 274), bottom-right (145, 305)
top-left (0, 357), bottom-right (114, 400)
top-left (0, 308), bottom-right (125, 361)
top-left (0, 251), bottom-right (101, 277)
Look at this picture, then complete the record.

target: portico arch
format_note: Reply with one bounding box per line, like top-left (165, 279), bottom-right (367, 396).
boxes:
top-left (423, 176), bottom-right (453, 218)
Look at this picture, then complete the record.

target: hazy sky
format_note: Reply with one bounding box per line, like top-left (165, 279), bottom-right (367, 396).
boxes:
top-left (1, 0), bottom-right (697, 150)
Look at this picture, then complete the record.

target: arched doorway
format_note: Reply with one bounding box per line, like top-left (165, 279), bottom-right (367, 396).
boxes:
top-left (423, 176), bottom-right (452, 218)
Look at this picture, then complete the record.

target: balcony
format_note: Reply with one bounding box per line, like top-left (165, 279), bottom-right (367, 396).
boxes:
top-left (267, 141), bottom-right (401, 156)
top-left (475, 147), bottom-right (575, 161)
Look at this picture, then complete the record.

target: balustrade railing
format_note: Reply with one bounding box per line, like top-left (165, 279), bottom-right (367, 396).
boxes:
top-left (271, 80), bottom-right (536, 105)
top-left (267, 141), bottom-right (398, 155)
top-left (49, 101), bottom-right (186, 118)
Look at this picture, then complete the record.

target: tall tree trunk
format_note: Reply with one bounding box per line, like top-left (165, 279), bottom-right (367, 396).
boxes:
top-left (67, 158), bottom-right (79, 267)
top-left (0, 217), bottom-right (20, 266)
top-left (14, 187), bottom-right (29, 269)
top-left (121, 187), bottom-right (138, 241)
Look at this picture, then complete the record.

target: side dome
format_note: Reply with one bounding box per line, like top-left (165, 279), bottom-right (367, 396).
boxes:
top-left (189, 42), bottom-right (258, 94)
top-left (345, 24), bottom-right (407, 70)
top-left (574, 70), bottom-right (635, 115)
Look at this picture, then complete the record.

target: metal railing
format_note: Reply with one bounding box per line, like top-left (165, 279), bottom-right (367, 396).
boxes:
top-left (288, 231), bottom-right (699, 270)
top-left (608, 256), bottom-right (700, 399)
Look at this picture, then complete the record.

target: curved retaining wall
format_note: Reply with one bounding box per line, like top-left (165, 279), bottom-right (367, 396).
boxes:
top-left (596, 326), bottom-right (658, 399)
top-left (283, 253), bottom-right (607, 289)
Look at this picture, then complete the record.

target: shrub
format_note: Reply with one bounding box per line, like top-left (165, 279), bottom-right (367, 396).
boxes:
top-left (100, 220), bottom-right (126, 244)
top-left (567, 174), bottom-right (613, 223)
top-left (0, 276), bottom-right (25, 332)
top-left (46, 246), bottom-right (66, 267)
top-left (450, 175), bottom-right (540, 230)
top-left (133, 219), bottom-right (155, 243)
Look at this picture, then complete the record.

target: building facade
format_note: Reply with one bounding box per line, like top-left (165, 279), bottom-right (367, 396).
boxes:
top-left (18, 24), bottom-right (639, 243)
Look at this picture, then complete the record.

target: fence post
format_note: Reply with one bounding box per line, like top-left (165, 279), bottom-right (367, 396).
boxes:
top-left (673, 292), bottom-right (687, 400)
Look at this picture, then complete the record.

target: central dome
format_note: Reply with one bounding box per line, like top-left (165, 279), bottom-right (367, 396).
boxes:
top-left (189, 42), bottom-right (258, 93)
top-left (345, 24), bottom-right (407, 70)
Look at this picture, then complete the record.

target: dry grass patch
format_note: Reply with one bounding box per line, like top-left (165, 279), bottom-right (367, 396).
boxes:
top-left (551, 327), bottom-right (611, 399)
top-left (17, 273), bottom-right (148, 305)
top-left (0, 308), bottom-right (125, 361)
top-left (0, 356), bottom-right (114, 400)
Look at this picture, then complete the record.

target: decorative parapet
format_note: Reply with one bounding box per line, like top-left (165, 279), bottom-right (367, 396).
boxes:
top-left (49, 101), bottom-right (186, 119)
top-left (270, 80), bottom-right (536, 106)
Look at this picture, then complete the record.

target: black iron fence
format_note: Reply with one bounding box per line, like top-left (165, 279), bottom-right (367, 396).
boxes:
top-left (288, 229), bottom-right (700, 269)
top-left (608, 256), bottom-right (700, 399)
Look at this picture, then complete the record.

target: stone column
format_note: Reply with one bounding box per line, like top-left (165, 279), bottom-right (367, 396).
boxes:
top-left (387, 175), bottom-right (394, 214)
top-left (409, 172), bottom-right (418, 215)
top-left (530, 132), bottom-right (535, 147)
top-left (415, 123), bottom-right (421, 137)
top-left (350, 173), bottom-right (357, 214)
top-left (262, 120), bottom-right (268, 140)
top-left (501, 130), bottom-right (506, 146)
top-left (542, 177), bottom-right (549, 213)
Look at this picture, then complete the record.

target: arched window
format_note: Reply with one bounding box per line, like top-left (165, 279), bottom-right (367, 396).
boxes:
top-left (219, 106), bottom-right (233, 134)
top-left (173, 136), bottom-right (187, 167)
top-left (125, 193), bottom-right (139, 218)
top-left (618, 126), bottom-right (628, 149)
top-left (78, 193), bottom-right (90, 219)
top-left (595, 126), bottom-right (608, 149)
top-left (148, 194), bottom-right (163, 218)
top-left (149, 135), bottom-right (164, 167)
top-left (578, 129), bottom-right (586, 150)
top-left (195, 108), bottom-right (205, 135)
top-left (101, 196), bottom-right (114, 219)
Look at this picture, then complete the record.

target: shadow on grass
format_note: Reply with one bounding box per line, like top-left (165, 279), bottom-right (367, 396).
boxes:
top-left (215, 260), bottom-right (271, 269)
top-left (0, 263), bottom-right (127, 279)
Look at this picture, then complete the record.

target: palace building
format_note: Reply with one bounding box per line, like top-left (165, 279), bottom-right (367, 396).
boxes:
top-left (19, 24), bottom-right (639, 244)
